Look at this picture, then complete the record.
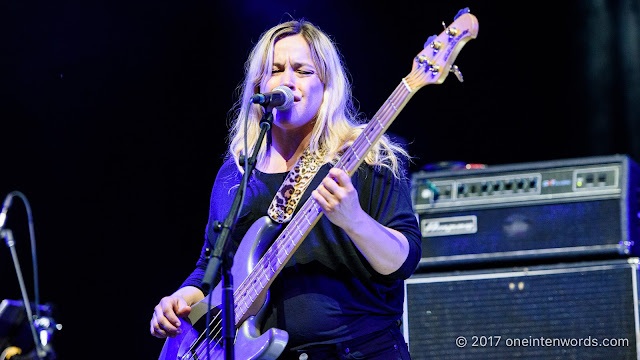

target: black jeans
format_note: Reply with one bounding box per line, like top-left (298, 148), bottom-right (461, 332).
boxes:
top-left (280, 323), bottom-right (412, 360)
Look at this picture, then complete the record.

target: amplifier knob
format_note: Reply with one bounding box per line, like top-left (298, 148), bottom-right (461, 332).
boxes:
top-left (493, 182), bottom-right (503, 192)
top-left (481, 182), bottom-right (490, 193)
top-left (504, 181), bottom-right (514, 191)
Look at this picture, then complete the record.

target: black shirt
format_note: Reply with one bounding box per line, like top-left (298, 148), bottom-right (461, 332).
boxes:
top-left (182, 157), bottom-right (421, 349)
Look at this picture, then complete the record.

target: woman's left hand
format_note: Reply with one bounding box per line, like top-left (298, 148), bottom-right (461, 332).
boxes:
top-left (312, 167), bottom-right (364, 232)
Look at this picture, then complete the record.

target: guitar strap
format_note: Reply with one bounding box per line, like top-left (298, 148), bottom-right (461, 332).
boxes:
top-left (267, 147), bottom-right (326, 224)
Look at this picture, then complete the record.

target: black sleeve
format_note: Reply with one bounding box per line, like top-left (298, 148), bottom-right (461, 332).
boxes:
top-left (180, 158), bottom-right (239, 291)
top-left (354, 165), bottom-right (422, 280)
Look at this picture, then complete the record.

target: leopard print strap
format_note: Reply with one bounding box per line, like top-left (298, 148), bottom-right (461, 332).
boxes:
top-left (268, 148), bottom-right (326, 224)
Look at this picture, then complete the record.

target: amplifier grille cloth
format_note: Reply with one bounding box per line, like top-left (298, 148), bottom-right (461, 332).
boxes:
top-left (406, 262), bottom-right (639, 359)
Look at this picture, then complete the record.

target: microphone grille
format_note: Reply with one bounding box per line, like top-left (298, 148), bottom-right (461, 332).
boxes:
top-left (274, 86), bottom-right (294, 110)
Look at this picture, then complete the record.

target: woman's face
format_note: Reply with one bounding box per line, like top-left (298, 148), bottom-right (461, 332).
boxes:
top-left (264, 34), bottom-right (324, 132)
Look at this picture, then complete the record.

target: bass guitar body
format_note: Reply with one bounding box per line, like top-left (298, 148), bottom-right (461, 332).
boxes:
top-left (159, 217), bottom-right (289, 360)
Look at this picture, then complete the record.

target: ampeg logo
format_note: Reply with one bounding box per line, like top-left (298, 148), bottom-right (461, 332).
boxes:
top-left (420, 215), bottom-right (477, 237)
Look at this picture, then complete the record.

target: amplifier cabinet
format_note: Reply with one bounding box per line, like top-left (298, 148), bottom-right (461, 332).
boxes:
top-left (411, 155), bottom-right (640, 269)
top-left (403, 259), bottom-right (640, 360)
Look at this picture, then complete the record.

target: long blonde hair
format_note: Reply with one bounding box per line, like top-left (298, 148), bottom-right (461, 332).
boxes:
top-left (227, 20), bottom-right (409, 178)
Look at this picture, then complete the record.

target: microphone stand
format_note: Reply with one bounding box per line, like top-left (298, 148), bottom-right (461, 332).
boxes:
top-left (2, 229), bottom-right (45, 360)
top-left (1, 191), bottom-right (48, 360)
top-left (200, 110), bottom-right (274, 360)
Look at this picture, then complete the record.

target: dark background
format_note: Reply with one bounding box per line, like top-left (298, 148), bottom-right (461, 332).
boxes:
top-left (1, 0), bottom-right (638, 358)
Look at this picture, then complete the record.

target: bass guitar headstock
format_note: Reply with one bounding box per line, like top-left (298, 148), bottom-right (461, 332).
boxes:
top-left (404, 8), bottom-right (479, 91)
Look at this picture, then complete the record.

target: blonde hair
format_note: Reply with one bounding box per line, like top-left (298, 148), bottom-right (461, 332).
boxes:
top-left (227, 20), bottom-right (409, 178)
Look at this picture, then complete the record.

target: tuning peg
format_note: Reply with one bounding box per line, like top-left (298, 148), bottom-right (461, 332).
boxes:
top-left (442, 21), bottom-right (459, 38)
top-left (450, 65), bottom-right (464, 82)
top-left (415, 55), bottom-right (428, 69)
top-left (424, 35), bottom-right (437, 49)
top-left (454, 7), bottom-right (471, 21)
top-left (415, 55), bottom-right (439, 74)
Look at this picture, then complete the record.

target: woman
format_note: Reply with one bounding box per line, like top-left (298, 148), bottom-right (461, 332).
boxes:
top-left (151, 19), bottom-right (421, 359)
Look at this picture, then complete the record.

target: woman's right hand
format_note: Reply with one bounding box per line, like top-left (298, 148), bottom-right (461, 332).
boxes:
top-left (150, 286), bottom-right (204, 338)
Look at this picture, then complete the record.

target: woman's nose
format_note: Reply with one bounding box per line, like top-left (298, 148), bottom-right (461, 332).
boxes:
top-left (280, 69), bottom-right (295, 89)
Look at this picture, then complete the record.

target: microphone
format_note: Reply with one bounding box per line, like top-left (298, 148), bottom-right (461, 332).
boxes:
top-left (0, 193), bottom-right (14, 231)
top-left (250, 86), bottom-right (294, 110)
